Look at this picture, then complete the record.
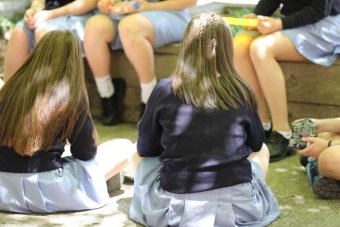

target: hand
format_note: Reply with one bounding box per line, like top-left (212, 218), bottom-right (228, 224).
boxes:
top-left (257, 15), bottom-right (282, 35)
top-left (32, 10), bottom-right (53, 28)
top-left (24, 8), bottom-right (38, 29)
top-left (298, 137), bottom-right (328, 159)
top-left (110, 0), bottom-right (145, 15)
top-left (98, 0), bottom-right (114, 14)
top-left (243, 13), bottom-right (257, 30)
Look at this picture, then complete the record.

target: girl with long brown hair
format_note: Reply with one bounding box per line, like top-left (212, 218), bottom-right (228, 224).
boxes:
top-left (129, 13), bottom-right (280, 226)
top-left (0, 30), bottom-right (132, 213)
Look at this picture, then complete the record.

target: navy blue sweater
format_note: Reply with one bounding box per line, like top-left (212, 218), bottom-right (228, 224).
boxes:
top-left (137, 77), bottom-right (265, 194)
top-left (253, 0), bottom-right (340, 29)
top-left (0, 113), bottom-right (97, 173)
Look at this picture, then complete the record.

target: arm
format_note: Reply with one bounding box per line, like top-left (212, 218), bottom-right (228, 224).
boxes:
top-left (69, 113), bottom-right (98, 161)
top-left (281, 0), bottom-right (332, 29)
top-left (24, 0), bottom-right (46, 28)
top-left (253, 0), bottom-right (281, 17)
top-left (312, 118), bottom-right (340, 133)
top-left (47, 0), bottom-right (98, 18)
top-left (136, 84), bottom-right (163, 157)
top-left (138, 0), bottom-right (197, 11)
top-left (110, 0), bottom-right (196, 15)
top-left (244, 110), bottom-right (266, 152)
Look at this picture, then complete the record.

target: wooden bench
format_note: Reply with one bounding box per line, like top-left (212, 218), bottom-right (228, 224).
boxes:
top-left (85, 45), bottom-right (340, 123)
top-left (84, 2), bottom-right (340, 123)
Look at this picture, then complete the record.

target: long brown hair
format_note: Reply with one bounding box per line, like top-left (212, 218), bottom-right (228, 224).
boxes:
top-left (0, 30), bottom-right (93, 156)
top-left (172, 12), bottom-right (257, 110)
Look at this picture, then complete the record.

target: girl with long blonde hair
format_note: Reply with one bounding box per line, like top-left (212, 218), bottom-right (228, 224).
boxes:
top-left (129, 13), bottom-right (280, 226)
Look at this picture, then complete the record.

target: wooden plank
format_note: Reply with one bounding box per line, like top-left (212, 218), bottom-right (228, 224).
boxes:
top-left (288, 102), bottom-right (340, 122)
top-left (281, 61), bottom-right (340, 106)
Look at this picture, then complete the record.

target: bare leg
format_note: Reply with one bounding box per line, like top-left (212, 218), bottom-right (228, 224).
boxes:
top-left (96, 139), bottom-right (134, 180)
top-left (247, 143), bottom-right (270, 177)
top-left (316, 133), bottom-right (340, 180)
top-left (118, 14), bottom-right (155, 83)
top-left (234, 34), bottom-right (269, 123)
top-left (250, 32), bottom-right (307, 132)
top-left (84, 14), bottom-right (115, 78)
top-left (34, 27), bottom-right (48, 43)
top-left (3, 27), bottom-right (30, 81)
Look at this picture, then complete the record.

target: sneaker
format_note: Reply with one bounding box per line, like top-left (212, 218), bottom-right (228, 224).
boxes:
top-left (101, 78), bottom-right (126, 125)
top-left (300, 155), bottom-right (309, 167)
top-left (267, 131), bottom-right (295, 162)
top-left (313, 177), bottom-right (340, 199)
top-left (264, 127), bottom-right (272, 141)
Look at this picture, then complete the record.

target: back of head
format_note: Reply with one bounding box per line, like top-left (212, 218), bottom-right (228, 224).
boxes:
top-left (0, 30), bottom-right (89, 156)
top-left (172, 12), bottom-right (256, 110)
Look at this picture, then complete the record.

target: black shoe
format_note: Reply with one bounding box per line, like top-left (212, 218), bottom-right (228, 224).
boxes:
top-left (140, 103), bottom-right (146, 120)
top-left (300, 155), bottom-right (309, 167)
top-left (264, 126), bottom-right (272, 141)
top-left (267, 131), bottom-right (295, 162)
top-left (101, 78), bottom-right (126, 126)
top-left (313, 177), bottom-right (340, 199)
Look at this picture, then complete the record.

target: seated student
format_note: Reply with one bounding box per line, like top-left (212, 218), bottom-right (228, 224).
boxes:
top-left (129, 13), bottom-right (280, 226)
top-left (3, 0), bottom-right (97, 81)
top-left (84, 0), bottom-right (196, 125)
top-left (233, 0), bottom-right (340, 162)
top-left (299, 118), bottom-right (340, 199)
top-left (0, 30), bottom-right (133, 213)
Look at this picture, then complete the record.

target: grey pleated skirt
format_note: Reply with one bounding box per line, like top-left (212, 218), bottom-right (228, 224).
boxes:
top-left (130, 157), bottom-right (280, 227)
top-left (0, 156), bottom-right (109, 213)
top-left (282, 14), bottom-right (340, 67)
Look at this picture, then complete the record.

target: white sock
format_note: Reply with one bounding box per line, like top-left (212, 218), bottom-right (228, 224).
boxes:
top-left (277, 130), bottom-right (292, 139)
top-left (262, 122), bottom-right (272, 131)
top-left (140, 78), bottom-right (157, 104)
top-left (95, 75), bottom-right (114, 98)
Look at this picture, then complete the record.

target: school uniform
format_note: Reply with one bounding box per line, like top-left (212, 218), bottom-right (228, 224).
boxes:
top-left (130, 77), bottom-right (280, 226)
top-left (0, 113), bottom-right (109, 213)
top-left (254, 0), bottom-right (340, 66)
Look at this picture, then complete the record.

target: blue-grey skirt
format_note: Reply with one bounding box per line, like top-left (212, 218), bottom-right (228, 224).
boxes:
top-left (0, 156), bottom-right (109, 213)
top-left (282, 14), bottom-right (340, 67)
top-left (130, 158), bottom-right (280, 227)
top-left (107, 9), bottom-right (190, 50)
top-left (16, 11), bottom-right (95, 50)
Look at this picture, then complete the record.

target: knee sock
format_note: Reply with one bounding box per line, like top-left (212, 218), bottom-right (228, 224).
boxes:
top-left (95, 75), bottom-right (114, 98)
top-left (140, 78), bottom-right (157, 104)
top-left (262, 122), bottom-right (272, 131)
top-left (277, 130), bottom-right (292, 139)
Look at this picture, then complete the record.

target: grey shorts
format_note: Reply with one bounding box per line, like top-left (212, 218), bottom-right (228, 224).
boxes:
top-left (16, 11), bottom-right (95, 50)
top-left (106, 9), bottom-right (190, 50)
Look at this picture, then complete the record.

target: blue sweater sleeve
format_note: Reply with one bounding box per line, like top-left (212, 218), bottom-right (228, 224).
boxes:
top-left (281, 0), bottom-right (333, 29)
top-left (68, 113), bottom-right (97, 160)
top-left (244, 110), bottom-right (265, 152)
top-left (137, 84), bottom-right (163, 157)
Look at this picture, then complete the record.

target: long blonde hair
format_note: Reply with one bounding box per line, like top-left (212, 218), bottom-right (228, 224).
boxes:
top-left (0, 30), bottom-right (93, 156)
top-left (172, 12), bottom-right (257, 110)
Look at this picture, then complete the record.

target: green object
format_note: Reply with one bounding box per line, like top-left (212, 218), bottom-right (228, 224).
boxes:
top-left (222, 6), bottom-right (253, 36)
top-left (288, 118), bottom-right (317, 149)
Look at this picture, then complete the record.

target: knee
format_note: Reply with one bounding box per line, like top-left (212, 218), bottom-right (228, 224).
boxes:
top-left (9, 27), bottom-right (27, 43)
top-left (249, 38), bottom-right (271, 63)
top-left (233, 34), bottom-right (253, 61)
top-left (84, 15), bottom-right (113, 44)
top-left (34, 28), bottom-right (46, 42)
top-left (318, 149), bottom-right (340, 179)
top-left (118, 19), bottom-right (137, 42)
